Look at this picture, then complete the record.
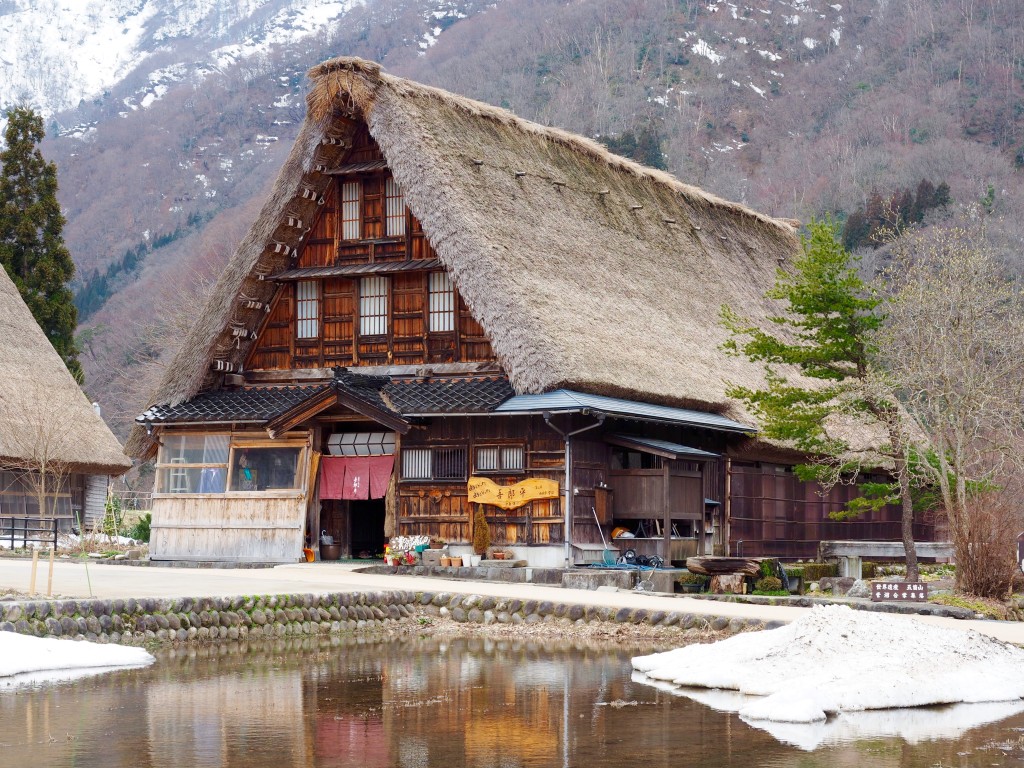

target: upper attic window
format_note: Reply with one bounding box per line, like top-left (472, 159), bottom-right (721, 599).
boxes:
top-left (341, 181), bottom-right (361, 240)
top-left (428, 272), bottom-right (455, 332)
top-left (385, 177), bottom-right (406, 237)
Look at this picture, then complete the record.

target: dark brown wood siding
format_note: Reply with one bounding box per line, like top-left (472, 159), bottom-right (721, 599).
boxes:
top-left (397, 416), bottom-right (564, 547)
top-left (245, 128), bottom-right (495, 371)
top-left (727, 462), bottom-right (935, 559)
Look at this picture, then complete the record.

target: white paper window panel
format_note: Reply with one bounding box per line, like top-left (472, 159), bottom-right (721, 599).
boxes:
top-left (501, 446), bottom-right (524, 471)
top-left (476, 447), bottom-right (499, 471)
top-left (402, 448), bottom-right (431, 480)
top-left (385, 177), bottom-right (406, 237)
top-left (359, 276), bottom-right (389, 336)
top-left (428, 271), bottom-right (455, 332)
top-left (327, 432), bottom-right (396, 456)
top-left (341, 182), bottom-right (360, 240)
top-left (296, 280), bottom-right (319, 338)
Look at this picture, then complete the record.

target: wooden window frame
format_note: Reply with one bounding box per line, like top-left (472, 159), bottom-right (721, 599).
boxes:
top-left (400, 445), bottom-right (468, 483)
top-left (296, 280), bottom-right (320, 340)
top-left (340, 180), bottom-right (361, 241)
top-left (153, 435), bottom-right (308, 498)
top-left (474, 444), bottom-right (526, 475)
top-left (428, 271), bottom-right (456, 333)
top-left (385, 176), bottom-right (406, 237)
top-left (359, 275), bottom-right (389, 337)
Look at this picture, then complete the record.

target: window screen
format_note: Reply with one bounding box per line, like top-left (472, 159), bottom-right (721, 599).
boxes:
top-left (359, 276), bottom-right (389, 336)
top-left (385, 177), bottom-right (406, 236)
top-left (341, 181), bottom-right (360, 240)
top-left (428, 272), bottom-right (455, 332)
top-left (296, 280), bottom-right (319, 339)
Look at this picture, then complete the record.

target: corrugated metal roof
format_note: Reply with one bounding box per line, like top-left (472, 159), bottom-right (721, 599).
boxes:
top-left (494, 389), bottom-right (754, 433)
top-left (605, 434), bottom-right (720, 459)
top-left (270, 259), bottom-right (443, 281)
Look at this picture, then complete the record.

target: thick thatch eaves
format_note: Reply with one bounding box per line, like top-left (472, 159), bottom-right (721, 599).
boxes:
top-left (126, 57), bottom-right (803, 457)
top-left (0, 268), bottom-right (130, 474)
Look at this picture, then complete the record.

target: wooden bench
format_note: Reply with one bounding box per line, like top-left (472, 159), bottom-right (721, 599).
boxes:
top-left (818, 540), bottom-right (954, 579)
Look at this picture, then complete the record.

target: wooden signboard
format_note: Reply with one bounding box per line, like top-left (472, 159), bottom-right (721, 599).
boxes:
top-left (467, 476), bottom-right (560, 510)
top-left (871, 582), bottom-right (928, 602)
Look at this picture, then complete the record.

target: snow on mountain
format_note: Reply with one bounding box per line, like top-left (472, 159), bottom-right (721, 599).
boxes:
top-left (0, 0), bottom-right (365, 120)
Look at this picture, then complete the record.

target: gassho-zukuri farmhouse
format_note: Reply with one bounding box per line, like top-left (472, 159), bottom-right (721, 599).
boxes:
top-left (127, 57), bottom-right (933, 567)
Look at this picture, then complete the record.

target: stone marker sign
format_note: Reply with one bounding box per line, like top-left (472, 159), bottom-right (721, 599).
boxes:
top-left (871, 582), bottom-right (928, 602)
top-left (1017, 532), bottom-right (1024, 574)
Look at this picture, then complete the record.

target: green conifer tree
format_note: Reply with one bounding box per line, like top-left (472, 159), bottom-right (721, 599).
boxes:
top-left (721, 219), bottom-right (920, 580)
top-left (0, 107), bottom-right (82, 381)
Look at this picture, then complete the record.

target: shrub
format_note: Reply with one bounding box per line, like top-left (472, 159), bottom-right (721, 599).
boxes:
top-left (472, 506), bottom-right (490, 556)
top-left (755, 576), bottom-right (783, 592)
top-left (678, 572), bottom-right (708, 585)
top-left (129, 513), bottom-right (151, 543)
top-left (801, 563), bottom-right (838, 581)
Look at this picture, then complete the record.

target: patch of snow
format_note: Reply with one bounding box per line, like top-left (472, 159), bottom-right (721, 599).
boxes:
top-left (830, 28), bottom-right (841, 45)
top-left (730, 79), bottom-right (742, 87)
top-left (784, 14), bottom-right (800, 25)
top-left (831, 3), bottom-right (843, 9)
top-left (749, 82), bottom-right (766, 97)
top-left (0, 632), bottom-right (153, 689)
top-left (692, 39), bottom-right (725, 65)
top-left (735, 36), bottom-right (749, 45)
top-left (632, 606), bottom-right (1024, 724)
top-left (803, 37), bottom-right (819, 49)
top-left (757, 49), bottom-right (782, 61)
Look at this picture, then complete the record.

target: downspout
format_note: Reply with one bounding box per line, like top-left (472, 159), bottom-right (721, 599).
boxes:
top-left (543, 411), bottom-right (605, 567)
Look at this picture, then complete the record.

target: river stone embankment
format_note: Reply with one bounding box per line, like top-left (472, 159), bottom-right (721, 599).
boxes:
top-left (0, 591), bottom-right (766, 645)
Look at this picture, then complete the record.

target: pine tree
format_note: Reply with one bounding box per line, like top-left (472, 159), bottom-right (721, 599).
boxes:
top-left (0, 107), bottom-right (81, 381)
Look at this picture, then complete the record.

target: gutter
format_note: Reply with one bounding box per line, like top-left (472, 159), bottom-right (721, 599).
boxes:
top-left (543, 411), bottom-right (605, 568)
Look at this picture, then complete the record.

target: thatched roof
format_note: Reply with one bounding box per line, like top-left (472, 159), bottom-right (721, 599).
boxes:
top-left (0, 267), bottom-right (130, 474)
top-left (126, 57), bottom-right (802, 458)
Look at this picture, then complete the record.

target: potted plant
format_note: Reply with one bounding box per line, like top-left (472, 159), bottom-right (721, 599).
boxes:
top-left (676, 572), bottom-right (707, 594)
top-left (429, 536), bottom-right (446, 549)
top-left (440, 554), bottom-right (452, 567)
top-left (449, 555), bottom-right (463, 567)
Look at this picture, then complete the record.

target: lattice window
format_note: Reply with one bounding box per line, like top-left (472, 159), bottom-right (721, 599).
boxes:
top-left (296, 280), bottom-right (319, 339)
top-left (475, 445), bottom-right (524, 473)
top-left (402, 448), bottom-right (432, 480)
top-left (401, 447), bottom-right (467, 481)
top-left (341, 181), bottom-right (360, 240)
top-left (385, 176), bottom-right (406, 237)
top-left (359, 276), bottom-right (389, 336)
top-left (428, 271), bottom-right (455, 332)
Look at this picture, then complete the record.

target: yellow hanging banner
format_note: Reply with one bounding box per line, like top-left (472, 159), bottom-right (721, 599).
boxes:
top-left (467, 476), bottom-right (560, 510)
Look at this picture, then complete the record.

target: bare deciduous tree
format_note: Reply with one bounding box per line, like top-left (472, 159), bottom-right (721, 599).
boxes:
top-left (878, 225), bottom-right (1024, 596)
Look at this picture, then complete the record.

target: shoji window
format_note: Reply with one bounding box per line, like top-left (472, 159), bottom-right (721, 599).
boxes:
top-left (402, 448), bottom-right (431, 480)
top-left (296, 280), bottom-right (319, 339)
top-left (341, 181), bottom-right (360, 240)
top-left (428, 271), bottom-right (455, 332)
top-left (359, 276), bottom-right (389, 336)
top-left (385, 177), bottom-right (406, 236)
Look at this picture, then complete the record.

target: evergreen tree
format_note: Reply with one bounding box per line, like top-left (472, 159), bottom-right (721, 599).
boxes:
top-left (721, 220), bottom-right (920, 580)
top-left (0, 106), bottom-right (81, 381)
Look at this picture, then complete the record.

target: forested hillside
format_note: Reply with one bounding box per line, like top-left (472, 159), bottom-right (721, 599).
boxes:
top-left (22, 0), bottom-right (1023, 436)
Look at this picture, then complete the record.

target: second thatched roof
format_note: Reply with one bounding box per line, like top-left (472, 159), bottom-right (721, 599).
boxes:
top-left (0, 266), bottom-right (131, 474)
top-left (127, 57), bottom-right (803, 457)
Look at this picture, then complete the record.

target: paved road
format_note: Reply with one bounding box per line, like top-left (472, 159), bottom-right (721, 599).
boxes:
top-left (1, 558), bottom-right (1021, 643)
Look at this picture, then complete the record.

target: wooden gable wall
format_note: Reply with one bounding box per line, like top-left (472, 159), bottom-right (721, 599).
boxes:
top-left (246, 126), bottom-right (494, 371)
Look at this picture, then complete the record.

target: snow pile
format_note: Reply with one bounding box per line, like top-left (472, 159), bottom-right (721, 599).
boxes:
top-left (632, 605), bottom-right (1024, 723)
top-left (0, 632), bottom-right (153, 688)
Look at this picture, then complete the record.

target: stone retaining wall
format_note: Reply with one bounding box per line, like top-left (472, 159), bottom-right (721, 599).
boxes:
top-left (0, 591), bottom-right (767, 646)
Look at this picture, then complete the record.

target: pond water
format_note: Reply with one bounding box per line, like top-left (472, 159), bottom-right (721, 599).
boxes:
top-left (1, 634), bottom-right (1023, 767)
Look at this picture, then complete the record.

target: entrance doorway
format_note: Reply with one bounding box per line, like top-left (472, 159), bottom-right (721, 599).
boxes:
top-left (350, 499), bottom-right (386, 559)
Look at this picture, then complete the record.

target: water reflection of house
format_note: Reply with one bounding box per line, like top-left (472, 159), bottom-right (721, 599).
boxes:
top-left (146, 672), bottom-right (309, 767)
top-left (127, 57), bottom-right (929, 567)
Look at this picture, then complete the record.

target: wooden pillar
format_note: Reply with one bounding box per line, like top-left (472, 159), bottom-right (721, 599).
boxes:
top-left (662, 463), bottom-right (671, 563)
